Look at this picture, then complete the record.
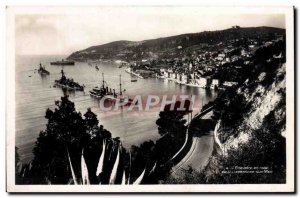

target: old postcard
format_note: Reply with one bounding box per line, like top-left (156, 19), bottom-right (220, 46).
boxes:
top-left (6, 6), bottom-right (294, 192)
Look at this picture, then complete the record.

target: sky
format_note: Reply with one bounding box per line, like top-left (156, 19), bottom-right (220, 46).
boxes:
top-left (14, 7), bottom-right (286, 55)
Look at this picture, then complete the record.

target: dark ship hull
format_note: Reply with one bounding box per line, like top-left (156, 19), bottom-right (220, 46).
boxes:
top-left (50, 60), bottom-right (75, 65)
top-left (54, 81), bottom-right (84, 91)
top-left (38, 69), bottom-right (50, 75)
top-left (53, 69), bottom-right (84, 91)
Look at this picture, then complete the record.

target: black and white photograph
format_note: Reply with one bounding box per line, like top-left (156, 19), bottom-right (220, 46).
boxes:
top-left (6, 6), bottom-right (294, 192)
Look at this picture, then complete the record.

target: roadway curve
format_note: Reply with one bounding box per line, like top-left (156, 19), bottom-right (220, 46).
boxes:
top-left (171, 111), bottom-right (215, 178)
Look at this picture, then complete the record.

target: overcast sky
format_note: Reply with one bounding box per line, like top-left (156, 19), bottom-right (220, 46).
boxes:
top-left (14, 7), bottom-right (285, 55)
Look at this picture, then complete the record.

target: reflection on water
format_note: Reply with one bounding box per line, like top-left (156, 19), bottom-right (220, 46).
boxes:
top-left (15, 55), bottom-right (218, 163)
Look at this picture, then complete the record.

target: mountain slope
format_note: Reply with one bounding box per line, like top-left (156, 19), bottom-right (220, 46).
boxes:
top-left (68, 26), bottom-right (285, 61)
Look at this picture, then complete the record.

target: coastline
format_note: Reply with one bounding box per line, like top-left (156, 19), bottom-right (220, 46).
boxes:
top-left (124, 68), bottom-right (145, 79)
top-left (161, 76), bottom-right (216, 89)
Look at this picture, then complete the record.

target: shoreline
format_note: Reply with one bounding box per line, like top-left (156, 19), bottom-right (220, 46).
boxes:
top-left (161, 77), bottom-right (217, 90)
top-left (125, 68), bottom-right (145, 79)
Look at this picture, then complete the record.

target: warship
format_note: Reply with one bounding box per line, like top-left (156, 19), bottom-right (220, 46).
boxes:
top-left (90, 74), bottom-right (136, 105)
top-left (50, 59), bottom-right (75, 66)
top-left (54, 69), bottom-right (84, 91)
top-left (90, 73), bottom-right (113, 98)
top-left (37, 63), bottom-right (50, 75)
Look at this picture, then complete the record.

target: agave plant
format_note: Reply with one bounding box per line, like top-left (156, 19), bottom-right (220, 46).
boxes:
top-left (81, 149), bottom-right (90, 185)
top-left (96, 139), bottom-right (106, 176)
top-left (66, 139), bottom-right (149, 185)
top-left (109, 146), bottom-right (120, 184)
top-left (67, 148), bottom-right (78, 185)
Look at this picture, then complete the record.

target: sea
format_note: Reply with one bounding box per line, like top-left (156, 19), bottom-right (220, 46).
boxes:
top-left (15, 55), bottom-right (218, 163)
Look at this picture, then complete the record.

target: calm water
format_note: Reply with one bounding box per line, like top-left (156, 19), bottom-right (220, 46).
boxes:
top-left (16, 55), bottom-right (218, 163)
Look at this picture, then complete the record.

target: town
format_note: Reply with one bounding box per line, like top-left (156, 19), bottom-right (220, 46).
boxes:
top-left (123, 26), bottom-right (284, 90)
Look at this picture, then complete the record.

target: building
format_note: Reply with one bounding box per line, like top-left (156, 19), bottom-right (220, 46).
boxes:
top-left (163, 70), bottom-right (169, 78)
top-left (212, 79), bottom-right (220, 86)
top-left (211, 79), bottom-right (220, 89)
top-left (195, 77), bottom-right (210, 88)
top-left (181, 74), bottom-right (188, 84)
top-left (223, 81), bottom-right (238, 87)
top-left (232, 25), bottom-right (241, 29)
top-left (171, 73), bottom-right (176, 80)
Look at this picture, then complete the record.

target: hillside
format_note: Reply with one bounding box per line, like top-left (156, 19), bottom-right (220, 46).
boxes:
top-left (166, 36), bottom-right (286, 184)
top-left (207, 63), bottom-right (286, 184)
top-left (68, 26), bottom-right (285, 61)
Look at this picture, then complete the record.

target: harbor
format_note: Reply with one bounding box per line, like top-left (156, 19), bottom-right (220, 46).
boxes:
top-left (15, 55), bottom-right (218, 163)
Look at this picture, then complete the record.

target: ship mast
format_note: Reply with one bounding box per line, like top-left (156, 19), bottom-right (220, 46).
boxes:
top-left (61, 68), bottom-right (65, 77)
top-left (102, 73), bottom-right (105, 89)
top-left (119, 74), bottom-right (122, 95)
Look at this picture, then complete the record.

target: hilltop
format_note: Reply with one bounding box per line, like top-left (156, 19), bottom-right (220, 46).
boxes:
top-left (67, 26), bottom-right (285, 61)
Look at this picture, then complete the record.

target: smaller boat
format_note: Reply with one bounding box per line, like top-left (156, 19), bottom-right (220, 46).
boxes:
top-left (37, 63), bottom-right (50, 75)
top-left (131, 79), bottom-right (137, 82)
top-left (95, 65), bottom-right (99, 71)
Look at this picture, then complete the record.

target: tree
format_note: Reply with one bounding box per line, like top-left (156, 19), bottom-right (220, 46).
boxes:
top-left (156, 111), bottom-right (187, 138)
top-left (30, 96), bottom-right (87, 183)
top-left (84, 108), bottom-right (99, 137)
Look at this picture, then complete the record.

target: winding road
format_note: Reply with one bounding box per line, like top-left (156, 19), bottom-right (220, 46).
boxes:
top-left (171, 110), bottom-right (215, 177)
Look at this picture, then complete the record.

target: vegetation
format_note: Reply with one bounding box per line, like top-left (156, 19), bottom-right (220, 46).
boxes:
top-left (168, 116), bottom-right (286, 184)
top-left (16, 95), bottom-right (188, 184)
top-left (128, 111), bottom-right (188, 183)
top-left (16, 96), bottom-right (117, 184)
